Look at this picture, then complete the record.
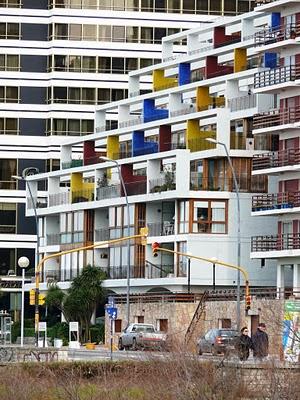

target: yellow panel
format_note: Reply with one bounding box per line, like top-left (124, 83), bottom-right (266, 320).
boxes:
top-left (187, 121), bottom-right (216, 152)
top-left (71, 173), bottom-right (83, 191)
top-left (234, 48), bottom-right (247, 73)
top-left (153, 69), bottom-right (177, 92)
top-left (107, 136), bottom-right (119, 160)
top-left (196, 87), bottom-right (211, 111)
top-left (186, 120), bottom-right (200, 151)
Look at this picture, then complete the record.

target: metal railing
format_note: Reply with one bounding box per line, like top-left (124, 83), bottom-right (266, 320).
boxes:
top-left (253, 107), bottom-right (300, 130)
top-left (72, 189), bottom-right (94, 203)
top-left (147, 222), bottom-right (175, 237)
top-left (251, 233), bottom-right (300, 252)
top-left (255, 23), bottom-right (300, 46)
top-left (61, 159), bottom-right (83, 169)
top-left (170, 105), bottom-right (196, 118)
top-left (145, 261), bottom-right (174, 279)
top-left (48, 192), bottom-right (70, 207)
top-left (252, 148), bottom-right (300, 170)
top-left (228, 94), bottom-right (256, 112)
top-left (125, 181), bottom-right (147, 196)
top-left (0, 180), bottom-right (17, 190)
top-left (190, 173), bottom-right (267, 193)
top-left (103, 265), bottom-right (145, 280)
top-left (0, 225), bottom-right (15, 234)
top-left (254, 65), bottom-right (300, 89)
top-left (252, 192), bottom-right (300, 211)
top-left (188, 137), bottom-right (216, 152)
top-left (149, 174), bottom-right (176, 193)
top-left (96, 184), bottom-right (120, 200)
top-left (27, 197), bottom-right (48, 209)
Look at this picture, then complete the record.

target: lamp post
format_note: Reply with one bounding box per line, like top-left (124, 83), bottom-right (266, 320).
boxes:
top-left (206, 138), bottom-right (241, 332)
top-left (18, 256), bottom-right (30, 347)
top-left (100, 157), bottom-right (131, 327)
top-left (12, 167), bottom-right (40, 346)
top-left (210, 256), bottom-right (218, 291)
top-left (186, 252), bottom-right (192, 294)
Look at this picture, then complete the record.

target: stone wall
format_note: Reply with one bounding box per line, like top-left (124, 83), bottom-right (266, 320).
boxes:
top-left (106, 298), bottom-right (285, 356)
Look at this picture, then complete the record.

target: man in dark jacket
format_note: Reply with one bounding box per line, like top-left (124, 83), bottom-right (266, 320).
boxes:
top-left (252, 323), bottom-right (269, 359)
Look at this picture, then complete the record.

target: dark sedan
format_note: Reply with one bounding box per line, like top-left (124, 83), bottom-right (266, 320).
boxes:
top-left (197, 328), bottom-right (238, 355)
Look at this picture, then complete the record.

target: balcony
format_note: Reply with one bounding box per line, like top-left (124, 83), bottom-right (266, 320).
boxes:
top-left (103, 265), bottom-right (145, 279)
top-left (46, 231), bottom-right (93, 246)
top-left (254, 65), bottom-right (300, 89)
top-left (149, 173), bottom-right (176, 193)
top-left (125, 181), bottom-right (147, 196)
top-left (145, 261), bottom-right (174, 279)
top-left (252, 192), bottom-right (300, 212)
top-left (62, 160), bottom-right (83, 169)
top-left (253, 107), bottom-right (300, 130)
top-left (251, 233), bottom-right (300, 252)
top-left (190, 173), bottom-right (267, 193)
top-left (72, 189), bottom-right (94, 204)
top-left (147, 222), bottom-right (175, 236)
top-left (255, 23), bottom-right (300, 46)
top-left (252, 148), bottom-right (300, 171)
top-left (27, 197), bottom-right (48, 209)
top-left (49, 192), bottom-right (70, 207)
top-left (228, 95), bottom-right (256, 112)
top-left (96, 184), bottom-right (120, 201)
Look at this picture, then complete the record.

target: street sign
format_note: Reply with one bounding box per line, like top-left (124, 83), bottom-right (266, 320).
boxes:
top-left (285, 300), bottom-right (300, 313)
top-left (106, 306), bottom-right (117, 320)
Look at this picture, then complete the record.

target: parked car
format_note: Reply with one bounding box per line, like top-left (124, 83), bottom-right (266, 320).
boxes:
top-left (197, 328), bottom-right (238, 355)
top-left (118, 323), bottom-right (167, 351)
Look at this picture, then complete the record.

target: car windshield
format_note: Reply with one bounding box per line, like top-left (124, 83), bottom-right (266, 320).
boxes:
top-left (134, 325), bottom-right (155, 333)
top-left (220, 330), bottom-right (237, 337)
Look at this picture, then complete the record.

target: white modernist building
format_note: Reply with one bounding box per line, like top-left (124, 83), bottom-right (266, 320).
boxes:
top-left (25, 6), bottom-right (281, 298)
top-left (2, 0), bottom-right (254, 309)
top-left (250, 0), bottom-right (300, 297)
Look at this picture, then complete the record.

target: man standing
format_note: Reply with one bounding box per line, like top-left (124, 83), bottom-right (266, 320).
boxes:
top-left (252, 322), bottom-right (269, 359)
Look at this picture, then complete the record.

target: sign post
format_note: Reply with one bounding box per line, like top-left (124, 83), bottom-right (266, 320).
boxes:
top-left (105, 297), bottom-right (117, 361)
top-left (69, 321), bottom-right (80, 349)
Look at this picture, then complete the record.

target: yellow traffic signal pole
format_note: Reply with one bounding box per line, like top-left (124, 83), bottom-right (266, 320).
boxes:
top-left (154, 246), bottom-right (250, 313)
top-left (34, 230), bottom-right (148, 346)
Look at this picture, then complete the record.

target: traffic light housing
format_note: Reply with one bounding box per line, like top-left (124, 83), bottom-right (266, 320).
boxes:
top-left (152, 242), bottom-right (159, 257)
top-left (29, 289), bottom-right (36, 305)
top-left (245, 280), bottom-right (251, 312)
top-left (39, 294), bottom-right (46, 305)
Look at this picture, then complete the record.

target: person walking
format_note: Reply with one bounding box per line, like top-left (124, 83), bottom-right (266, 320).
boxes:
top-left (236, 327), bottom-right (253, 361)
top-left (252, 322), bottom-right (269, 360)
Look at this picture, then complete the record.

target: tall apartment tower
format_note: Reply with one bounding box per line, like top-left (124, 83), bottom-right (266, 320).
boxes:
top-left (251, 0), bottom-right (300, 298)
top-left (0, 0), bottom-right (255, 310)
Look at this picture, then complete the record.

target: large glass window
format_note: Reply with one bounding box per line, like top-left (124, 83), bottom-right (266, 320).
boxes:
top-left (82, 56), bottom-right (96, 72)
top-left (0, 118), bottom-right (18, 135)
top-left (69, 24), bottom-right (82, 40)
top-left (0, 54), bottom-right (19, 71)
top-left (83, 24), bottom-right (97, 40)
top-left (0, 86), bottom-right (18, 102)
top-left (0, 203), bottom-right (16, 233)
top-left (112, 26), bottom-right (125, 42)
top-left (98, 57), bottom-right (111, 72)
top-left (141, 27), bottom-right (153, 43)
top-left (0, 159), bottom-right (17, 189)
top-left (192, 200), bottom-right (227, 233)
top-left (98, 25), bottom-right (111, 41)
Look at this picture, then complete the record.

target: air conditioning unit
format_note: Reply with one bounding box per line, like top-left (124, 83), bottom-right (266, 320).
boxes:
top-left (246, 138), bottom-right (254, 150)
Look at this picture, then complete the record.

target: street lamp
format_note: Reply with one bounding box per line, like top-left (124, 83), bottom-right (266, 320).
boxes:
top-left (18, 256), bottom-right (29, 347)
top-left (12, 167), bottom-right (40, 346)
top-left (99, 156), bottom-right (131, 327)
top-left (210, 256), bottom-right (218, 291)
top-left (206, 138), bottom-right (241, 331)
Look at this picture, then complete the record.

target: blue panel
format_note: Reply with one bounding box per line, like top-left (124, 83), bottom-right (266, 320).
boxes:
top-left (143, 98), bottom-right (169, 123)
top-left (271, 12), bottom-right (281, 29)
top-left (132, 131), bottom-right (145, 156)
top-left (179, 63), bottom-right (191, 86)
top-left (264, 53), bottom-right (277, 69)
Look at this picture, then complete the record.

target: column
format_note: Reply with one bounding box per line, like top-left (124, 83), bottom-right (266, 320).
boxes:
top-left (277, 264), bottom-right (285, 299)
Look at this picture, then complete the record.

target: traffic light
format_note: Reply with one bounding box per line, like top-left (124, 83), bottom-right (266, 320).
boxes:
top-left (140, 227), bottom-right (148, 246)
top-left (152, 242), bottom-right (160, 257)
top-left (39, 294), bottom-right (46, 306)
top-left (29, 289), bottom-right (36, 305)
top-left (246, 294), bottom-right (251, 312)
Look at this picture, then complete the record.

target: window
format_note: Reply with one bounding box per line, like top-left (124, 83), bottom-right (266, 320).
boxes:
top-left (0, 86), bottom-right (19, 103)
top-left (82, 24), bottom-right (97, 40)
top-left (0, 118), bottom-right (18, 135)
top-left (0, 203), bottom-right (16, 233)
top-left (0, 54), bottom-right (19, 71)
top-left (192, 200), bottom-right (227, 234)
top-left (141, 27), bottom-right (153, 43)
top-left (179, 200), bottom-right (189, 233)
top-left (82, 56), bottom-right (96, 72)
top-left (112, 26), bottom-right (125, 42)
top-left (49, 118), bottom-right (94, 136)
top-left (0, 23), bottom-right (19, 39)
top-left (0, 0), bottom-right (21, 7)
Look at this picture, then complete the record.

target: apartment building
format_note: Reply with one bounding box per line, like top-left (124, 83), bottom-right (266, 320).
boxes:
top-left (0, 1), bottom-right (258, 311)
top-left (250, 0), bottom-right (300, 297)
top-left (24, 7), bottom-right (280, 298)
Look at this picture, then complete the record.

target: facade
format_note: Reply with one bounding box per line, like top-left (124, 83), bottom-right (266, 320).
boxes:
top-left (250, 0), bottom-right (300, 297)
top-left (25, 7), bottom-right (280, 298)
top-left (0, 1), bottom-right (259, 310)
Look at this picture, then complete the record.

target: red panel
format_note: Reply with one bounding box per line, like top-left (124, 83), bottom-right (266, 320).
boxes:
top-left (83, 141), bottom-right (96, 166)
top-left (285, 180), bottom-right (299, 192)
top-left (293, 220), bottom-right (298, 235)
top-left (278, 181), bottom-right (283, 192)
top-left (159, 125), bottom-right (172, 152)
top-left (278, 221), bottom-right (282, 235)
top-left (279, 139), bottom-right (284, 151)
top-left (120, 164), bottom-right (146, 197)
top-left (296, 13), bottom-right (300, 23)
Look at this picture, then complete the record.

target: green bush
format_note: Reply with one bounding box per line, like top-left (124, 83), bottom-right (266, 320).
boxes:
top-left (90, 324), bottom-right (104, 344)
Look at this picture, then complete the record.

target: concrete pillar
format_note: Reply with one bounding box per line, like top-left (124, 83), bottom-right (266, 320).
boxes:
top-left (293, 264), bottom-right (300, 298)
top-left (277, 264), bottom-right (285, 299)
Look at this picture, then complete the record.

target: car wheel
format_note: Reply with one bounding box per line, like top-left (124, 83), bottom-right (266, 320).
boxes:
top-left (212, 346), bottom-right (218, 356)
top-left (198, 347), bottom-right (203, 356)
top-left (132, 338), bottom-right (138, 351)
top-left (118, 338), bottom-right (124, 351)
